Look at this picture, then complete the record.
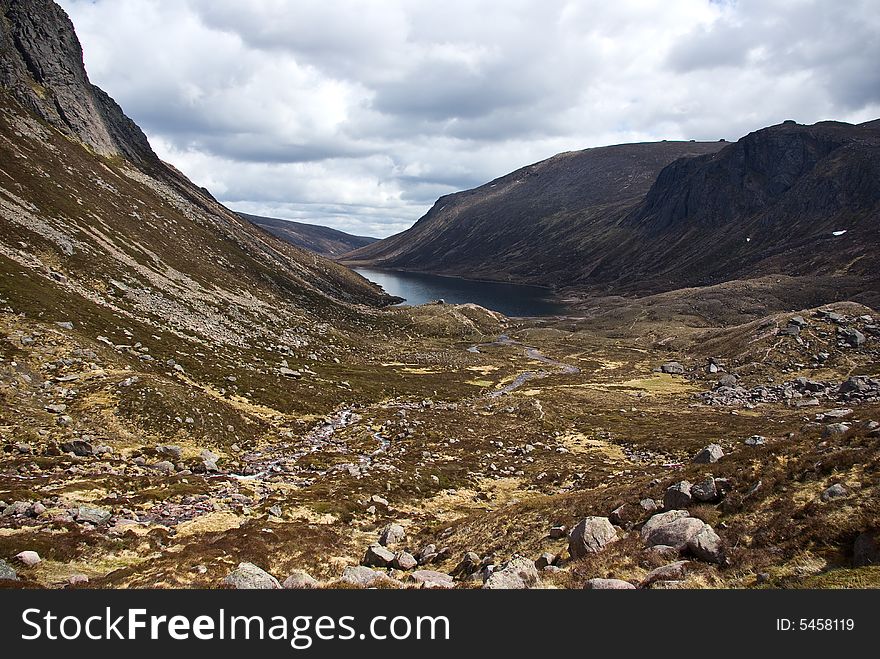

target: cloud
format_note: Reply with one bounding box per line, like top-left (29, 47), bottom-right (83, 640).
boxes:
top-left (58, 0), bottom-right (880, 238)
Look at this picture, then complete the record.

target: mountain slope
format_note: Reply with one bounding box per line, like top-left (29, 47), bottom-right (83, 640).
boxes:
top-left (346, 121), bottom-right (880, 303)
top-left (239, 212), bottom-right (378, 257)
top-left (343, 140), bottom-right (727, 283)
top-left (0, 0), bottom-right (396, 353)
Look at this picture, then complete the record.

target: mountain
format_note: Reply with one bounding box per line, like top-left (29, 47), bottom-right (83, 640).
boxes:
top-left (239, 212), bottom-right (378, 257)
top-left (342, 140), bottom-right (727, 283)
top-left (345, 121), bottom-right (880, 304)
top-left (0, 0), bottom-right (396, 349)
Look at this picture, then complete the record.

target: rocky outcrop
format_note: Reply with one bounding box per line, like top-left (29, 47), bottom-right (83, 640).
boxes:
top-left (0, 0), bottom-right (158, 167)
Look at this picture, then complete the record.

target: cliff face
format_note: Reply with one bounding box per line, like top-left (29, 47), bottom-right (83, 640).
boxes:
top-left (0, 0), bottom-right (157, 167)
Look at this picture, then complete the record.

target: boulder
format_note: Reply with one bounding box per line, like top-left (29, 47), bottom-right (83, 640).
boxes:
top-left (663, 481), bottom-right (693, 509)
top-left (640, 561), bottom-right (690, 588)
top-left (61, 440), bottom-right (94, 457)
top-left (584, 578), bottom-right (635, 590)
top-left (2, 501), bottom-right (34, 517)
top-left (690, 477), bottom-right (719, 503)
top-left (686, 525), bottom-right (725, 564)
top-left (378, 523), bottom-right (406, 546)
top-left (639, 498), bottom-right (659, 513)
top-left (451, 551), bottom-right (481, 577)
top-left (15, 551), bottom-right (41, 567)
top-left (693, 444), bottom-right (724, 464)
top-left (223, 562), bottom-right (281, 589)
top-left (409, 570), bottom-right (455, 589)
top-left (821, 423), bottom-right (851, 439)
top-left (661, 362), bottom-right (685, 375)
top-left (340, 566), bottom-right (384, 588)
top-left (839, 328), bottom-right (866, 347)
top-left (568, 517), bottom-right (618, 559)
top-left (67, 574), bottom-right (89, 586)
top-left (641, 511), bottom-right (705, 549)
top-left (482, 556), bottom-right (539, 590)
top-left (152, 460), bottom-right (176, 475)
top-left (363, 543), bottom-right (396, 568)
top-left (75, 506), bottom-right (111, 525)
top-left (744, 435), bottom-right (767, 446)
top-left (717, 374), bottom-right (738, 388)
top-left (549, 525), bottom-right (567, 539)
top-left (282, 570), bottom-right (319, 589)
top-left (156, 445), bottom-right (183, 460)
top-left (0, 559), bottom-right (18, 581)
top-left (393, 552), bottom-right (418, 571)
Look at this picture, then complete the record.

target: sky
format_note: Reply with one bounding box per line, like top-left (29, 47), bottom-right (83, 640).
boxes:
top-left (58, 0), bottom-right (880, 238)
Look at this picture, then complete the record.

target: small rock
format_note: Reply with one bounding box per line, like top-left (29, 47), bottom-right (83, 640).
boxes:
top-left (409, 570), bottom-right (454, 589)
top-left (640, 561), bottom-right (690, 588)
top-left (156, 445), bottom-right (183, 460)
top-left (661, 362), bottom-right (685, 375)
top-left (16, 551), bottom-right (41, 567)
top-left (340, 566), bottom-right (384, 588)
top-left (821, 423), bottom-right (851, 439)
top-left (549, 525), bottom-right (567, 539)
top-left (268, 505), bottom-right (282, 518)
top-left (744, 435), bottom-right (766, 446)
top-left (693, 444), bottom-right (724, 464)
top-left (584, 578), bottom-right (635, 590)
top-left (639, 498), bottom-right (659, 513)
top-left (67, 574), bottom-right (89, 586)
top-left (0, 559), bottom-right (19, 581)
top-left (282, 570), bottom-right (319, 589)
top-left (61, 440), bottom-right (94, 457)
top-left (224, 562), bottom-right (281, 589)
top-left (820, 483), bottom-right (849, 502)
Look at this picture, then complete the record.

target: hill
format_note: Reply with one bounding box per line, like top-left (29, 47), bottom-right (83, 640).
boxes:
top-left (239, 213), bottom-right (378, 257)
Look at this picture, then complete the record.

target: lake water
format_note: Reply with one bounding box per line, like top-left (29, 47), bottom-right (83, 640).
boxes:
top-left (353, 267), bottom-right (567, 317)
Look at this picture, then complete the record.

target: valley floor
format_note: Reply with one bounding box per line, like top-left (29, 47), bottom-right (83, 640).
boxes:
top-left (1, 298), bottom-right (879, 589)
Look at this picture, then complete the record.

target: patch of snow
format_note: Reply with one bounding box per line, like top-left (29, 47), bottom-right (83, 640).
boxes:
top-left (832, 230), bottom-right (848, 236)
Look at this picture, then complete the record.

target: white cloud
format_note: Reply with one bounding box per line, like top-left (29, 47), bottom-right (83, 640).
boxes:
top-left (58, 0), bottom-right (880, 238)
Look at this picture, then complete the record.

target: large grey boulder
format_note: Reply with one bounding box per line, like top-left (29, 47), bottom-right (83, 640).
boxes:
top-left (378, 523), bottom-right (406, 547)
top-left (686, 525), bottom-right (725, 564)
top-left (641, 511), bottom-right (705, 549)
top-left (664, 481), bottom-right (693, 509)
top-left (482, 556), bottom-right (539, 590)
top-left (568, 517), bottom-right (618, 559)
top-left (282, 570), bottom-right (319, 589)
top-left (363, 543), bottom-right (396, 568)
top-left (661, 362), bottom-right (685, 375)
top-left (693, 444), bottom-right (724, 464)
top-left (393, 552), bottom-right (418, 571)
top-left (224, 562), bottom-right (281, 589)
top-left (583, 578), bottom-right (635, 590)
top-left (16, 551), bottom-right (41, 567)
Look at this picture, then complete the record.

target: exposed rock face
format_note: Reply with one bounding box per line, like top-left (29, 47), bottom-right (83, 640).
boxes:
top-left (0, 0), bottom-right (157, 166)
